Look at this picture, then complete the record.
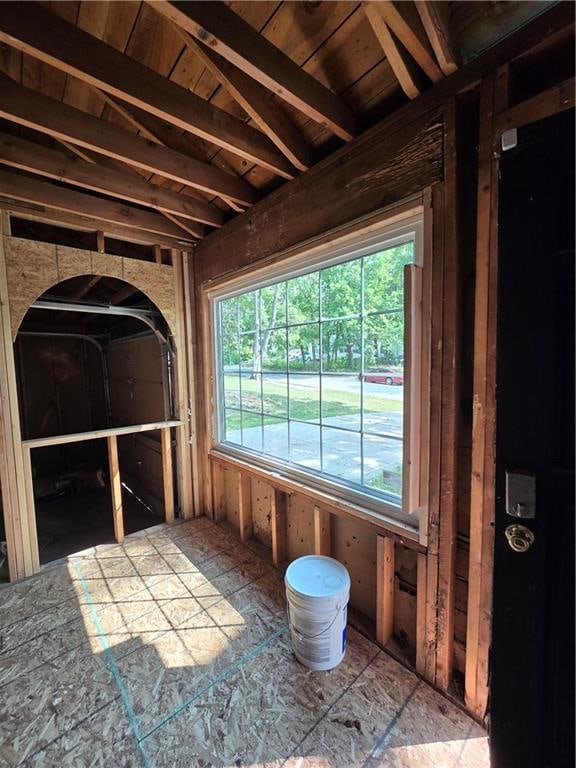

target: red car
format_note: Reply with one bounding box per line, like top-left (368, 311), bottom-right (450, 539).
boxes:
top-left (363, 369), bottom-right (404, 386)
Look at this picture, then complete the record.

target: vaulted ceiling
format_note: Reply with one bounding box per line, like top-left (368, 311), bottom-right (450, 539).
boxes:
top-left (0, 0), bottom-right (554, 249)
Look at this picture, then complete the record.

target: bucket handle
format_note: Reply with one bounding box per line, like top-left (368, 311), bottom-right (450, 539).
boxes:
top-left (287, 603), bottom-right (343, 641)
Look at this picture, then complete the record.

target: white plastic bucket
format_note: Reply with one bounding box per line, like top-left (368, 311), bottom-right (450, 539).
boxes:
top-left (285, 555), bottom-right (351, 671)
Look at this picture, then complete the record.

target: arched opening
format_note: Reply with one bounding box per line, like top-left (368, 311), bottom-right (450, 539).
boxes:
top-left (7, 273), bottom-right (176, 567)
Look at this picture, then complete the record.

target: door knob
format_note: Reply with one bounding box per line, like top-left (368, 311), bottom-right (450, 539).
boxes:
top-left (505, 524), bottom-right (535, 553)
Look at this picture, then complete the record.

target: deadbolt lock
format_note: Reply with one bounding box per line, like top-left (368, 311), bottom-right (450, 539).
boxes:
top-left (505, 524), bottom-right (535, 553)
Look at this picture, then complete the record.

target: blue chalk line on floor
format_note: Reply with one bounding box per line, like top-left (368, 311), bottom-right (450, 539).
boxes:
top-left (74, 560), bottom-right (288, 767)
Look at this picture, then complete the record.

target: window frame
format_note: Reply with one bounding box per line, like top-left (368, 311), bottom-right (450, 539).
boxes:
top-left (206, 212), bottom-right (426, 531)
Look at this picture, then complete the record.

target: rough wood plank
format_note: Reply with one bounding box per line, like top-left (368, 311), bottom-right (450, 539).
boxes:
top-left (376, 535), bottom-right (395, 645)
top-left (0, 131), bottom-right (223, 228)
top-left (435, 98), bottom-right (460, 692)
top-left (0, 74), bottom-right (256, 206)
top-left (237, 471), bottom-right (253, 542)
top-left (161, 427), bottom-right (174, 523)
top-left (150, 0), bottom-right (356, 141)
top-left (363, 2), bottom-right (422, 99)
top-left (416, 1), bottom-right (459, 76)
top-left (0, 2), bottom-right (296, 178)
top-left (376, 1), bottom-right (443, 82)
top-left (466, 73), bottom-right (499, 721)
top-left (271, 488), bottom-right (287, 566)
top-left (107, 434), bottom-right (124, 544)
top-left (313, 505), bottom-right (331, 556)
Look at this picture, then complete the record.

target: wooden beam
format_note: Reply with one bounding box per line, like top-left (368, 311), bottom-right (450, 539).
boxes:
top-left (148, 1), bottom-right (356, 141)
top-left (271, 488), bottom-right (287, 566)
top-left (172, 249), bottom-right (194, 519)
top-left (0, 201), bottom-right (194, 251)
top-left (0, 214), bottom-right (39, 579)
top-left (416, 1), bottom-right (459, 76)
top-left (494, 75), bottom-right (575, 133)
top-left (375, 2), bottom-right (444, 82)
top-left (0, 2), bottom-right (296, 178)
top-left (466, 73), bottom-right (500, 721)
top-left (376, 536), bottom-right (395, 646)
top-left (237, 471), bottom-right (253, 542)
top-left (363, 2), bottom-right (422, 100)
top-left (0, 75), bottom-right (257, 206)
top-left (212, 461), bottom-right (226, 522)
top-left (313, 505), bottom-right (331, 556)
top-left (0, 169), bottom-right (198, 244)
top-left (178, 33), bottom-right (312, 172)
top-left (107, 434), bottom-right (124, 544)
top-left (0, 132), bottom-right (223, 228)
top-left (161, 427), bottom-right (174, 524)
top-left (435, 99), bottom-right (460, 692)
top-left (182, 251), bottom-right (201, 515)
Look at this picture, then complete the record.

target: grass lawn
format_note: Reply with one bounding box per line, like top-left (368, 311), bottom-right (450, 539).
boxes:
top-left (223, 375), bottom-right (402, 429)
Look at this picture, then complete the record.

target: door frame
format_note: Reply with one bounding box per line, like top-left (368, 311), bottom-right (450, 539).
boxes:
top-left (465, 66), bottom-right (575, 720)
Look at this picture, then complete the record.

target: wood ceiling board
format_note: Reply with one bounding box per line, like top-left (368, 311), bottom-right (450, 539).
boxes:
top-left (0, 76), bottom-right (258, 205)
top-left (124, 1), bottom-right (184, 76)
top-left (62, 2), bottom-right (141, 116)
top-left (0, 169), bottom-right (198, 242)
top-left (0, 3), bottom-right (296, 179)
top-left (150, 1), bottom-right (356, 140)
top-left (0, 132), bottom-right (222, 229)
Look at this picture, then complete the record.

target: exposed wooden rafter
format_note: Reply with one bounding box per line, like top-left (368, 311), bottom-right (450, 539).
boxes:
top-left (0, 1), bottom-right (297, 179)
top-left (0, 132), bottom-right (223, 229)
top-left (174, 31), bottom-right (313, 172)
top-left (0, 75), bottom-right (256, 206)
top-left (416, 1), bottom-right (459, 76)
top-left (363, 2), bottom-right (423, 100)
top-left (0, 170), bottom-right (197, 248)
top-left (148, 1), bottom-right (356, 141)
top-left (375, 1), bottom-right (444, 83)
top-left (0, 202), bottom-right (193, 251)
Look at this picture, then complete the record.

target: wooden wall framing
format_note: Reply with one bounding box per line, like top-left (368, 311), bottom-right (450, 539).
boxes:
top-left (0, 215), bottom-right (196, 580)
top-left (189, 9), bottom-right (574, 721)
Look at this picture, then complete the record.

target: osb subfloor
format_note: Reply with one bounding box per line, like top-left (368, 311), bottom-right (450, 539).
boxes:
top-left (0, 518), bottom-right (489, 768)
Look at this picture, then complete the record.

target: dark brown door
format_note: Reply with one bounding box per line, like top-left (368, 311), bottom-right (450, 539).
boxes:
top-left (491, 109), bottom-right (575, 768)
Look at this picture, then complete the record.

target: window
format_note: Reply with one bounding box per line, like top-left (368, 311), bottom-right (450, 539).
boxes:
top-left (211, 217), bottom-right (423, 525)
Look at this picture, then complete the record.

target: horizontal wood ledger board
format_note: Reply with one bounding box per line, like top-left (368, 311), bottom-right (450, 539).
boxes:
top-left (2, 235), bottom-right (177, 338)
top-left (195, 109), bottom-right (444, 282)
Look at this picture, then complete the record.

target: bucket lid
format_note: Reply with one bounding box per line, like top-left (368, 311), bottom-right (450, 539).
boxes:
top-left (285, 555), bottom-right (351, 599)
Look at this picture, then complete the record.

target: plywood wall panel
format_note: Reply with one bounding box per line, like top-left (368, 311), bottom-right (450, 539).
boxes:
top-left (332, 514), bottom-right (377, 622)
top-left (286, 493), bottom-right (315, 561)
top-left (223, 466), bottom-right (240, 534)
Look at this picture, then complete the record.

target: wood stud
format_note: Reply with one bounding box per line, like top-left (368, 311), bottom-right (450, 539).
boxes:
top-left (161, 427), bottom-right (175, 524)
top-left (107, 434), bottom-right (124, 544)
top-left (271, 488), bottom-right (287, 566)
top-left (376, 536), bottom-right (395, 646)
top-left (237, 472), bottom-right (253, 542)
top-left (313, 506), bottom-right (331, 556)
